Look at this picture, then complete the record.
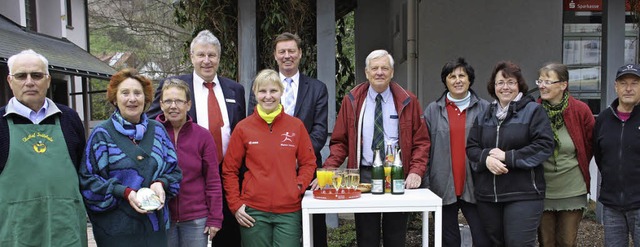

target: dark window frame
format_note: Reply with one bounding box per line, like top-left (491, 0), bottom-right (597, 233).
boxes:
top-left (66, 0), bottom-right (73, 29)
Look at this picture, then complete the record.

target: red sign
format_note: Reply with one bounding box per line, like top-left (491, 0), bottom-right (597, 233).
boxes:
top-left (564, 0), bottom-right (639, 12)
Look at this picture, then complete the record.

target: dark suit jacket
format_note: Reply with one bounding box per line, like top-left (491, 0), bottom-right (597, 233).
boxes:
top-left (148, 74), bottom-right (246, 131)
top-left (249, 73), bottom-right (328, 167)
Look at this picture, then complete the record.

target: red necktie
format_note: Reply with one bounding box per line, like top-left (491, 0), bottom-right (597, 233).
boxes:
top-left (204, 82), bottom-right (223, 161)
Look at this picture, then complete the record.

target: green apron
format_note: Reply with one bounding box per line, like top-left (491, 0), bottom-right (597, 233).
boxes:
top-left (0, 116), bottom-right (88, 247)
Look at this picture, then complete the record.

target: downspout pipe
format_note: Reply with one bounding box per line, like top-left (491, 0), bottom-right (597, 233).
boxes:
top-left (407, 0), bottom-right (418, 95)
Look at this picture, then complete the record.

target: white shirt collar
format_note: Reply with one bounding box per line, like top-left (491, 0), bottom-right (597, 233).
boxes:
top-left (279, 71), bottom-right (300, 85)
top-left (193, 71), bottom-right (220, 88)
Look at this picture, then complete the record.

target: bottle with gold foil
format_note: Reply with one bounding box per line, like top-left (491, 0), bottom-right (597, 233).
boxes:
top-left (371, 149), bottom-right (385, 194)
top-left (391, 149), bottom-right (405, 194)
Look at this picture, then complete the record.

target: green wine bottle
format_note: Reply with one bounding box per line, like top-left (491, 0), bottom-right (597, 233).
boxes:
top-left (391, 149), bottom-right (405, 195)
top-left (371, 149), bottom-right (385, 194)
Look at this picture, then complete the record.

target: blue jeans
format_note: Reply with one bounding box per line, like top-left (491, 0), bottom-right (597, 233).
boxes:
top-left (603, 205), bottom-right (640, 247)
top-left (168, 217), bottom-right (208, 247)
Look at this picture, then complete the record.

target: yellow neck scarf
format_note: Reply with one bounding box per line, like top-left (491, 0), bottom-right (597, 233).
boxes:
top-left (257, 104), bottom-right (282, 124)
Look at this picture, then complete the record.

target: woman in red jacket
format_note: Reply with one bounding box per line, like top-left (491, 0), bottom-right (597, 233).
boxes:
top-left (536, 63), bottom-right (594, 247)
top-left (222, 69), bottom-right (316, 247)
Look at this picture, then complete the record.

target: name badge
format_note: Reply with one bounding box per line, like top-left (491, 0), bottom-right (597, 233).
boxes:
top-left (390, 115), bottom-right (399, 119)
top-left (225, 99), bottom-right (236, 104)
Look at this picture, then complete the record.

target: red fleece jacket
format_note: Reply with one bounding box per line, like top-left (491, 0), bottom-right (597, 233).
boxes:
top-left (222, 110), bottom-right (316, 214)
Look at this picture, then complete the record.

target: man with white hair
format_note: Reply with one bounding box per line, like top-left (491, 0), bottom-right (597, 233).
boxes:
top-left (0, 49), bottom-right (88, 246)
top-left (324, 49), bottom-right (430, 246)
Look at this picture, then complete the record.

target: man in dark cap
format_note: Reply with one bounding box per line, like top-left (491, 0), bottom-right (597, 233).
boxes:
top-left (594, 64), bottom-right (640, 246)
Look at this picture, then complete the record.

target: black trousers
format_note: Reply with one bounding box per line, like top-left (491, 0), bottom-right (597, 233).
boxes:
top-left (476, 199), bottom-right (543, 247)
top-left (212, 194), bottom-right (241, 247)
top-left (353, 166), bottom-right (408, 247)
top-left (441, 199), bottom-right (491, 247)
top-left (313, 214), bottom-right (327, 247)
top-left (213, 164), bottom-right (242, 247)
top-left (355, 212), bottom-right (408, 247)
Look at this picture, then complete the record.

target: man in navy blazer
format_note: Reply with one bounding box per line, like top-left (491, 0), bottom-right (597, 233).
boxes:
top-left (148, 30), bottom-right (246, 246)
top-left (248, 32), bottom-right (329, 247)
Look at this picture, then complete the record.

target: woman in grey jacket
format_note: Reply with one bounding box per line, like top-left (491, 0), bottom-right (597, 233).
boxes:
top-left (423, 57), bottom-right (490, 247)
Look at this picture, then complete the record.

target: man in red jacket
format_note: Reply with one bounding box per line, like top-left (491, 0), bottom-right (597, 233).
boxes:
top-left (324, 49), bottom-right (430, 246)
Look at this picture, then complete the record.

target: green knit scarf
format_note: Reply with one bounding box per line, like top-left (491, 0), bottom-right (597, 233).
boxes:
top-left (542, 92), bottom-right (569, 159)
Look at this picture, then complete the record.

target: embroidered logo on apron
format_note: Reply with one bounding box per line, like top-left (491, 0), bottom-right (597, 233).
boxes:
top-left (22, 132), bottom-right (53, 154)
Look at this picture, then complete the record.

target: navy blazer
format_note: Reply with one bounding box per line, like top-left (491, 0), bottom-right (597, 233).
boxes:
top-left (148, 74), bottom-right (246, 131)
top-left (249, 73), bottom-right (328, 167)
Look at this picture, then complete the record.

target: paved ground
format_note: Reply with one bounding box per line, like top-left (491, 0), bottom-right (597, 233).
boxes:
top-left (86, 224), bottom-right (96, 247)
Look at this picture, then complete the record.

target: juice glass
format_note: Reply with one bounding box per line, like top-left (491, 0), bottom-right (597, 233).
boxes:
top-left (384, 166), bottom-right (392, 193)
top-left (316, 168), bottom-right (328, 192)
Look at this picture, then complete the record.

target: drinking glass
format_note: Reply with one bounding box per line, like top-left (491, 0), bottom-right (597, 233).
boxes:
top-left (316, 168), bottom-right (328, 192)
top-left (384, 166), bottom-right (392, 193)
top-left (331, 169), bottom-right (345, 192)
top-left (326, 168), bottom-right (336, 188)
top-left (346, 169), bottom-right (360, 190)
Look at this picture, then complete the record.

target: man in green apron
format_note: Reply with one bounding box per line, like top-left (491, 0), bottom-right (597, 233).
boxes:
top-left (0, 49), bottom-right (88, 247)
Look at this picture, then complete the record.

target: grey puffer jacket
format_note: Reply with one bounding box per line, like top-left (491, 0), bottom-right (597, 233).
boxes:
top-left (422, 90), bottom-right (489, 205)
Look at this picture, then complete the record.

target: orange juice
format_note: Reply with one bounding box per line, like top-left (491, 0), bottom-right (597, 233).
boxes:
top-left (316, 170), bottom-right (328, 189)
top-left (384, 166), bottom-right (392, 193)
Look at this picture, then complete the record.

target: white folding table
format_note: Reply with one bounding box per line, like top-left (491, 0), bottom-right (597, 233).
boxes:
top-left (301, 188), bottom-right (442, 247)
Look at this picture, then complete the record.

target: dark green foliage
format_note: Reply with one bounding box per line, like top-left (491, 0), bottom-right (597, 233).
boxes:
top-left (327, 219), bottom-right (357, 247)
top-left (174, 0), bottom-right (239, 79)
top-left (173, 1), bottom-right (355, 111)
top-left (336, 12), bottom-right (356, 110)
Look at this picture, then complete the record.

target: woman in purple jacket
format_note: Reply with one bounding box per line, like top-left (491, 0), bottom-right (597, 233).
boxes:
top-left (156, 78), bottom-right (223, 247)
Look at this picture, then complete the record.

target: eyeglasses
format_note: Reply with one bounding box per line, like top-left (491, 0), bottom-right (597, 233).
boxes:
top-left (535, 79), bottom-right (564, 86)
top-left (11, 72), bottom-right (48, 81)
top-left (161, 99), bottom-right (187, 107)
top-left (495, 80), bottom-right (518, 88)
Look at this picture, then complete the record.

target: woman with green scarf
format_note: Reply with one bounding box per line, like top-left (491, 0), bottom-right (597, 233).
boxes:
top-left (535, 63), bottom-right (594, 247)
top-left (222, 69), bottom-right (316, 247)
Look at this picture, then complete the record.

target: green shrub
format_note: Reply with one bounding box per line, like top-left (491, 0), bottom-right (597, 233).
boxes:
top-left (328, 219), bottom-right (357, 247)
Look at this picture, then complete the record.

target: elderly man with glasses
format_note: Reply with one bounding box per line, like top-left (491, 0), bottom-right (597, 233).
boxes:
top-left (0, 49), bottom-right (88, 246)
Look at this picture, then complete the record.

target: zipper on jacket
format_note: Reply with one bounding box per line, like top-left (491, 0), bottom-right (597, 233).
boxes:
top-left (173, 136), bottom-right (181, 222)
top-left (618, 121), bottom-right (625, 205)
top-left (531, 170), bottom-right (540, 194)
top-left (175, 196), bottom-right (181, 222)
top-left (493, 121), bottom-right (502, 202)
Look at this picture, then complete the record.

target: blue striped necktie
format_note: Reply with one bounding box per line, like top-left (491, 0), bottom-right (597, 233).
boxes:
top-left (283, 77), bottom-right (295, 115)
top-left (372, 94), bottom-right (385, 157)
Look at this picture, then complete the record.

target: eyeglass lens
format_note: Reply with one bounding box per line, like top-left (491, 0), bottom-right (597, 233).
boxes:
top-left (163, 100), bottom-right (186, 106)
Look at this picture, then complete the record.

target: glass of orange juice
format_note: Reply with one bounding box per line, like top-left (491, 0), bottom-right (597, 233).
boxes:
top-left (384, 166), bottom-right (392, 193)
top-left (316, 168), bottom-right (327, 192)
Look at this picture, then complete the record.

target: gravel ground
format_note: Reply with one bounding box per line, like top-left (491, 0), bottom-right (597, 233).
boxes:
top-left (404, 212), bottom-right (604, 247)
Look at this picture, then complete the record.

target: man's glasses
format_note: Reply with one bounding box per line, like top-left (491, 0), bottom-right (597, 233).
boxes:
top-left (535, 79), bottom-right (563, 86)
top-left (161, 99), bottom-right (187, 107)
top-left (11, 72), bottom-right (48, 81)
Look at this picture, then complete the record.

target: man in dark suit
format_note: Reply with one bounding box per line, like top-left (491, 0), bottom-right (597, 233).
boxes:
top-left (148, 30), bottom-right (246, 246)
top-left (248, 32), bottom-right (329, 247)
